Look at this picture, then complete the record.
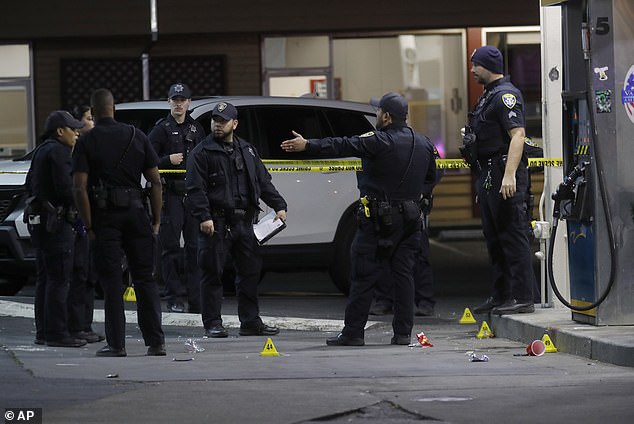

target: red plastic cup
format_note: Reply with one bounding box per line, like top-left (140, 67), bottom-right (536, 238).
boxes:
top-left (526, 339), bottom-right (546, 356)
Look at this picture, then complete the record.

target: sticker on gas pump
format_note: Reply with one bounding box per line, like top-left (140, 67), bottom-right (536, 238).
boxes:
top-left (622, 65), bottom-right (634, 124)
top-left (594, 66), bottom-right (609, 81)
top-left (595, 90), bottom-right (612, 113)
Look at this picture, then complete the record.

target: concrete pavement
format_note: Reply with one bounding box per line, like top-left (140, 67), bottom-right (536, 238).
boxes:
top-left (2, 294), bottom-right (634, 423)
top-left (490, 306), bottom-right (634, 367)
top-left (2, 293), bottom-right (634, 369)
top-left (0, 297), bottom-right (634, 367)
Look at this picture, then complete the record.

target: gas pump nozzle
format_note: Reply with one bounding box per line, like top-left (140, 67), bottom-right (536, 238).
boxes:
top-left (551, 161), bottom-right (590, 220)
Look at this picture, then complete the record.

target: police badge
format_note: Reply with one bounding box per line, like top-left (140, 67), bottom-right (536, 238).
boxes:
top-left (502, 93), bottom-right (517, 109)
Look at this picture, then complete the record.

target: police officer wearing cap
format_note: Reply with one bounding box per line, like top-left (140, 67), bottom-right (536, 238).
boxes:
top-left (281, 92), bottom-right (437, 346)
top-left (72, 88), bottom-right (166, 357)
top-left (187, 101), bottom-right (287, 338)
top-left (26, 111), bottom-right (87, 348)
top-left (148, 83), bottom-right (205, 313)
top-left (464, 46), bottom-right (536, 315)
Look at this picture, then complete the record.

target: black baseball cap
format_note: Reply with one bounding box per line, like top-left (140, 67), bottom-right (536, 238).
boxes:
top-left (212, 102), bottom-right (238, 120)
top-left (168, 83), bottom-right (192, 99)
top-left (370, 92), bottom-right (408, 119)
top-left (44, 110), bottom-right (85, 132)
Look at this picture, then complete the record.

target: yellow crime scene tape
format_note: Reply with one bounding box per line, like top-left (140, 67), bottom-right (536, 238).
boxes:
top-left (0, 158), bottom-right (563, 175)
top-left (261, 158), bottom-right (562, 172)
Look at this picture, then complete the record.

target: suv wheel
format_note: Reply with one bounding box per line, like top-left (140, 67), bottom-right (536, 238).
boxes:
top-left (0, 277), bottom-right (28, 296)
top-left (328, 208), bottom-right (357, 295)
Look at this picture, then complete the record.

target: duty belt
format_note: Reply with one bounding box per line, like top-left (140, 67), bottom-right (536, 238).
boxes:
top-left (359, 196), bottom-right (420, 218)
top-left (211, 207), bottom-right (254, 222)
top-left (164, 179), bottom-right (187, 195)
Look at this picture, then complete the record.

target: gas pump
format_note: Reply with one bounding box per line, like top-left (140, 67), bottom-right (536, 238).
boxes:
top-left (545, 0), bottom-right (634, 325)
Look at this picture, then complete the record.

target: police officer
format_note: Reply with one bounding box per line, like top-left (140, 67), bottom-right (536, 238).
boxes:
top-left (187, 102), bottom-right (287, 338)
top-left (27, 111), bottom-right (87, 348)
top-left (72, 105), bottom-right (95, 134)
top-left (281, 92), bottom-right (437, 346)
top-left (72, 88), bottom-right (166, 357)
top-left (370, 144), bottom-right (443, 317)
top-left (66, 105), bottom-right (104, 344)
top-left (148, 83), bottom-right (205, 313)
top-left (463, 46), bottom-right (536, 315)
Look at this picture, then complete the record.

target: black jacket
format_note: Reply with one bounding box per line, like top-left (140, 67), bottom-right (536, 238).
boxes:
top-left (26, 138), bottom-right (74, 208)
top-left (148, 113), bottom-right (205, 179)
top-left (186, 135), bottom-right (287, 223)
top-left (469, 75), bottom-right (525, 161)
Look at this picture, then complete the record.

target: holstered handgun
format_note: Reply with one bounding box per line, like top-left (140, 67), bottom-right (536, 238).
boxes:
top-left (42, 201), bottom-right (63, 233)
top-left (91, 180), bottom-right (108, 210)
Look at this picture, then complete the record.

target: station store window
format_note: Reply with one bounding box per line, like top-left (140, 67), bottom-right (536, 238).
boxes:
top-left (484, 27), bottom-right (542, 139)
top-left (0, 44), bottom-right (34, 156)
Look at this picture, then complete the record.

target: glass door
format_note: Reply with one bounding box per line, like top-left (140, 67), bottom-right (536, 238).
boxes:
top-left (262, 36), bottom-right (334, 98)
top-left (333, 31), bottom-right (467, 157)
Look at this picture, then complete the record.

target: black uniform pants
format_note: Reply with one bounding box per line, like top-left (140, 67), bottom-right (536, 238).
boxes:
top-left (342, 212), bottom-right (421, 339)
top-left (66, 231), bottom-right (96, 333)
top-left (159, 190), bottom-right (201, 311)
top-left (93, 205), bottom-right (164, 349)
top-left (477, 159), bottom-right (535, 304)
top-left (33, 223), bottom-right (74, 342)
top-left (373, 219), bottom-right (435, 309)
top-left (198, 217), bottom-right (262, 329)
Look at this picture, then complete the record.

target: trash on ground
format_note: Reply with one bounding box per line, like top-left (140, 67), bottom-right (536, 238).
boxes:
top-left (184, 338), bottom-right (205, 353)
top-left (466, 351), bottom-right (489, 362)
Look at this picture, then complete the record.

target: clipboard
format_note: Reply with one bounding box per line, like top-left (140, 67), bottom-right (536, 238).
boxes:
top-left (253, 210), bottom-right (286, 245)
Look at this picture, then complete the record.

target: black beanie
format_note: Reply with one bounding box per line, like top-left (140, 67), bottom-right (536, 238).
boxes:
top-left (471, 46), bottom-right (504, 74)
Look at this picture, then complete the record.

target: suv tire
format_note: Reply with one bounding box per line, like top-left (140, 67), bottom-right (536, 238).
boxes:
top-left (0, 277), bottom-right (28, 296)
top-left (328, 207), bottom-right (357, 295)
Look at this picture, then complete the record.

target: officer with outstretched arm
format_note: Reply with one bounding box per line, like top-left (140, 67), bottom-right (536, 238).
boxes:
top-left (281, 92), bottom-right (436, 346)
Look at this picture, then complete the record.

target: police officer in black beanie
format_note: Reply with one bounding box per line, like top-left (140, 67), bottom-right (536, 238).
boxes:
top-left (464, 46), bottom-right (536, 315)
top-left (281, 92), bottom-right (437, 346)
top-left (27, 111), bottom-right (87, 348)
top-left (72, 88), bottom-right (166, 357)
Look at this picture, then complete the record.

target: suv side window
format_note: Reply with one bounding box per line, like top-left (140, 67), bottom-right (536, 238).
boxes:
top-left (251, 106), bottom-right (328, 159)
top-left (116, 109), bottom-right (168, 134)
top-left (324, 109), bottom-right (375, 137)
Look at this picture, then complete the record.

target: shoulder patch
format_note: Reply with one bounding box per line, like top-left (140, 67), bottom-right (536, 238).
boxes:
top-left (360, 131), bottom-right (375, 138)
top-left (501, 93), bottom-right (517, 109)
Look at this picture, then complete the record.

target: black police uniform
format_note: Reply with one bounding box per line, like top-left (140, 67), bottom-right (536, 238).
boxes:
top-left (148, 114), bottom-right (205, 312)
top-left (305, 123), bottom-right (437, 340)
top-left (67, 226), bottom-right (102, 340)
top-left (469, 75), bottom-right (535, 306)
top-left (186, 134), bottom-right (287, 331)
top-left (372, 142), bottom-right (443, 315)
top-left (26, 138), bottom-right (76, 344)
top-left (72, 117), bottom-right (165, 350)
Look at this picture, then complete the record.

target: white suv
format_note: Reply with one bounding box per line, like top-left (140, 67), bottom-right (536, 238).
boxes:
top-left (0, 96), bottom-right (376, 294)
top-left (0, 155), bottom-right (34, 295)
